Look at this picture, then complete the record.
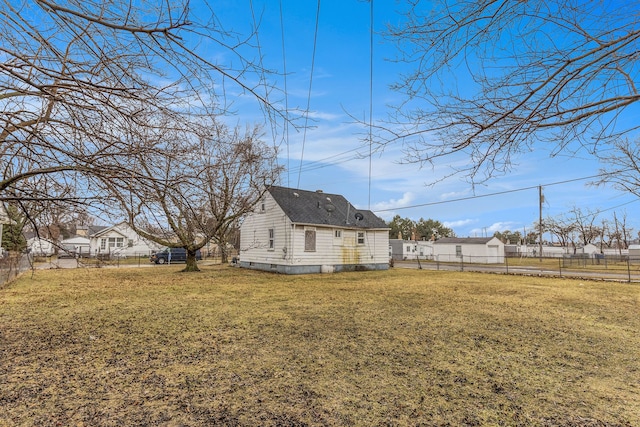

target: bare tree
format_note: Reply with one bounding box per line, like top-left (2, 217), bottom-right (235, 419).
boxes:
top-left (383, 1), bottom-right (640, 183)
top-left (598, 138), bottom-right (640, 198)
top-left (103, 119), bottom-right (281, 272)
top-left (569, 207), bottom-right (601, 246)
top-left (1, 0), bottom-right (283, 209)
top-left (543, 216), bottom-right (575, 248)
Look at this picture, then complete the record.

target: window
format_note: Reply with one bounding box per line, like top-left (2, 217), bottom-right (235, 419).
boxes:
top-left (456, 245), bottom-right (462, 257)
top-left (357, 231), bottom-right (365, 245)
top-left (305, 228), bottom-right (316, 252)
top-left (333, 229), bottom-right (343, 246)
top-left (260, 200), bottom-right (266, 212)
top-left (268, 228), bottom-right (275, 250)
top-left (406, 245), bottom-right (411, 252)
top-left (101, 237), bottom-right (123, 251)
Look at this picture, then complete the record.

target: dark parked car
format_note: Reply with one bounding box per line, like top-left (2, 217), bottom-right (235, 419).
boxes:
top-left (150, 248), bottom-right (202, 264)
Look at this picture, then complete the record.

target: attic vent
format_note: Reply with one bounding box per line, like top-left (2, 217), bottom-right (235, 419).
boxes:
top-left (316, 189), bottom-right (323, 193)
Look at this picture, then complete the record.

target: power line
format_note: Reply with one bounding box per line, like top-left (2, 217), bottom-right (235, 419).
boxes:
top-left (368, 0), bottom-right (374, 210)
top-left (296, 0), bottom-right (321, 188)
top-left (278, 0), bottom-right (290, 187)
top-left (373, 171), bottom-right (636, 213)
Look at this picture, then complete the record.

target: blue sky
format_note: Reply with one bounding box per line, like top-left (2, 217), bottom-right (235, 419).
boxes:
top-left (213, 0), bottom-right (640, 239)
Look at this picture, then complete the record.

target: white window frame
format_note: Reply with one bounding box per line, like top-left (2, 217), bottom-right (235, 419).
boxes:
top-left (333, 229), bottom-right (343, 245)
top-left (268, 228), bottom-right (275, 250)
top-left (357, 231), bottom-right (366, 245)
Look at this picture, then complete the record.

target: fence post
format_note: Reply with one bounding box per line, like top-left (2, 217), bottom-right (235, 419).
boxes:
top-left (559, 258), bottom-right (562, 277)
top-left (628, 258), bottom-right (632, 283)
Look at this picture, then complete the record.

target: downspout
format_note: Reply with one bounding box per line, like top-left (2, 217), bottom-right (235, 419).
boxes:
top-left (290, 223), bottom-right (295, 264)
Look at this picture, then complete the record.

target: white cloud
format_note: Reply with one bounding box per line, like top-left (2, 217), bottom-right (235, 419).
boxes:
top-left (368, 192), bottom-right (417, 220)
top-left (469, 221), bottom-right (519, 237)
top-left (443, 218), bottom-right (477, 229)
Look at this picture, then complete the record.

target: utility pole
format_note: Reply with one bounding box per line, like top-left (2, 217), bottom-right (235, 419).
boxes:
top-left (539, 185), bottom-right (543, 262)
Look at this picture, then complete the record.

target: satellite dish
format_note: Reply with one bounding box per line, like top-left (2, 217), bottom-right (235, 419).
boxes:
top-left (325, 203), bottom-right (335, 212)
top-left (354, 212), bottom-right (364, 221)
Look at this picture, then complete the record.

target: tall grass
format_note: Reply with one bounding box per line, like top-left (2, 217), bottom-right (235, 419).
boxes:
top-left (1, 266), bottom-right (638, 426)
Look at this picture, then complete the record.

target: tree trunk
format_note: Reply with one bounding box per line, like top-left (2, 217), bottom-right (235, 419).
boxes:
top-left (219, 244), bottom-right (228, 264)
top-left (182, 250), bottom-right (200, 272)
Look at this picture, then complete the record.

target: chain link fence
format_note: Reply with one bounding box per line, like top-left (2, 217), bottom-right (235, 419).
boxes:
top-left (30, 251), bottom-right (232, 269)
top-left (399, 254), bottom-right (640, 283)
top-left (0, 253), bottom-right (33, 289)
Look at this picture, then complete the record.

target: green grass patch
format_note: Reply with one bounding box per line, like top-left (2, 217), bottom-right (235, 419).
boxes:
top-left (1, 266), bottom-right (639, 426)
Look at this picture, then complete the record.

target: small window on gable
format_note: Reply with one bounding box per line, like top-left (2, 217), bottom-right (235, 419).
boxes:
top-left (268, 228), bottom-right (275, 250)
top-left (305, 228), bottom-right (316, 252)
top-left (260, 200), bottom-right (266, 212)
top-left (357, 231), bottom-right (365, 245)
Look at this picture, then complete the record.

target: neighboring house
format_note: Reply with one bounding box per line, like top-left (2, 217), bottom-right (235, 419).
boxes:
top-left (27, 237), bottom-right (55, 256)
top-left (433, 237), bottom-right (505, 263)
top-left (89, 222), bottom-right (162, 258)
top-left (580, 243), bottom-right (600, 256)
top-left (60, 236), bottom-right (91, 257)
top-left (629, 245), bottom-right (640, 263)
top-left (239, 186), bottom-right (390, 274)
top-left (389, 239), bottom-right (434, 261)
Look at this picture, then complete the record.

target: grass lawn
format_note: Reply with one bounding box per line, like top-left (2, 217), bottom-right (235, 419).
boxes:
top-left (1, 266), bottom-right (639, 426)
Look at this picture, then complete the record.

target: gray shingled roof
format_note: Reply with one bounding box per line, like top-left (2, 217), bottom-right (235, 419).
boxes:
top-left (268, 186), bottom-right (388, 229)
top-left (434, 237), bottom-right (495, 244)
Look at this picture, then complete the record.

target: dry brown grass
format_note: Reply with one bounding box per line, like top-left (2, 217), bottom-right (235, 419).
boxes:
top-left (1, 266), bottom-right (639, 426)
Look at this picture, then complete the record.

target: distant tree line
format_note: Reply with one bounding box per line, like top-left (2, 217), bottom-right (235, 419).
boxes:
top-left (387, 215), bottom-right (455, 241)
top-left (491, 207), bottom-right (636, 250)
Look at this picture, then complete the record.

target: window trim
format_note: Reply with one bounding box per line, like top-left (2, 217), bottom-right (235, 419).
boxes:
top-left (268, 228), bottom-right (275, 250)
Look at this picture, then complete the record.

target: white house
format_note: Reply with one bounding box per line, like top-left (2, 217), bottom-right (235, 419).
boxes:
top-left (27, 237), bottom-right (56, 256)
top-left (60, 236), bottom-right (91, 257)
top-left (628, 244), bottom-right (640, 263)
top-left (239, 186), bottom-right (390, 274)
top-left (433, 237), bottom-right (505, 264)
top-left (389, 239), bottom-right (434, 261)
top-left (89, 222), bottom-right (162, 258)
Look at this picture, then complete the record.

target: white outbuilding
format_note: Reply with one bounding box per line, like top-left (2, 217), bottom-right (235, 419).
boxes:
top-left (432, 237), bottom-right (505, 264)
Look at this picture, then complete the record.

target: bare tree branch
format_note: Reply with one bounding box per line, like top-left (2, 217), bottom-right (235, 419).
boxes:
top-left (382, 0), bottom-right (640, 183)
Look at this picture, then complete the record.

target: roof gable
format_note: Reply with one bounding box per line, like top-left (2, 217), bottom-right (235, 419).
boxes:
top-left (267, 186), bottom-right (388, 229)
